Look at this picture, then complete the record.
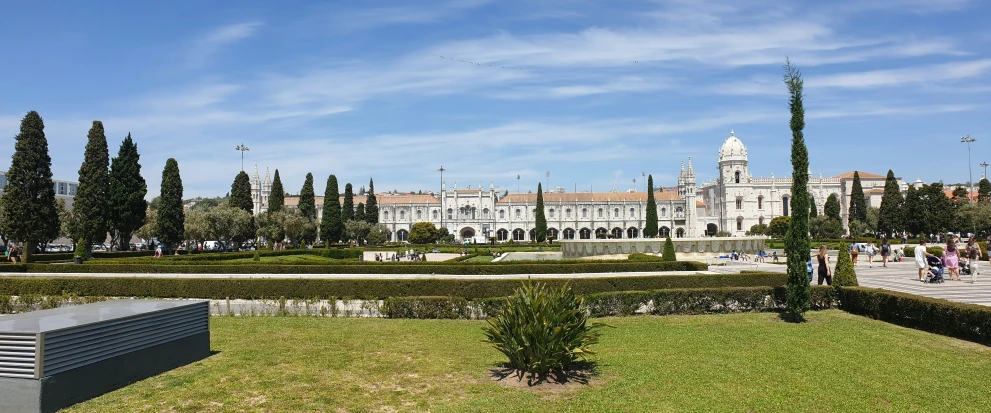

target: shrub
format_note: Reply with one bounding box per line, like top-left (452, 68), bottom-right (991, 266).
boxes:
top-left (252, 252), bottom-right (260, 262)
top-left (483, 283), bottom-right (606, 380)
top-left (381, 296), bottom-right (473, 319)
top-left (838, 287), bottom-right (991, 346)
top-left (903, 246), bottom-right (943, 258)
top-left (833, 245), bottom-right (858, 286)
top-left (627, 253), bottom-right (662, 262)
top-left (662, 237), bottom-right (676, 261)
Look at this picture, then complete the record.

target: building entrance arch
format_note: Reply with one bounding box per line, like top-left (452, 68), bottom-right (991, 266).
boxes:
top-left (460, 227), bottom-right (475, 239)
top-left (706, 223), bottom-right (718, 236)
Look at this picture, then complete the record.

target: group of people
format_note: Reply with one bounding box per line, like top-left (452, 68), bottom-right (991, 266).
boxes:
top-left (730, 250), bottom-right (778, 263)
top-left (913, 235), bottom-right (982, 283)
top-left (848, 237), bottom-right (897, 268)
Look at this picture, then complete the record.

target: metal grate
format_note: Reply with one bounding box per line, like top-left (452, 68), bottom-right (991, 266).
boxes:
top-left (42, 302), bottom-right (208, 377)
top-left (0, 332), bottom-right (38, 379)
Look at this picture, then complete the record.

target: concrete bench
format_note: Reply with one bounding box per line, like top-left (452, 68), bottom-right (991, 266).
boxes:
top-left (0, 299), bottom-right (210, 413)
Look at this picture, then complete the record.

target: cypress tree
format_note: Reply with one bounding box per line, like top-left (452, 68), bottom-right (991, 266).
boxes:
top-left (809, 195), bottom-right (818, 218)
top-left (108, 133), bottom-right (147, 251)
top-left (2, 111), bottom-right (60, 262)
top-left (824, 194), bottom-right (840, 221)
top-left (268, 169), bottom-right (284, 213)
top-left (644, 175), bottom-right (658, 237)
top-left (75, 121), bottom-right (111, 258)
top-left (877, 170), bottom-right (903, 237)
top-left (903, 186), bottom-right (926, 236)
top-left (365, 178), bottom-right (378, 224)
top-left (320, 175), bottom-right (343, 244)
top-left (783, 59), bottom-right (811, 321)
top-left (299, 173), bottom-right (316, 220)
top-left (833, 245), bottom-right (859, 286)
top-left (155, 158), bottom-right (185, 252)
top-left (356, 202), bottom-right (366, 223)
top-left (661, 237), bottom-right (677, 261)
top-left (343, 183), bottom-right (354, 221)
top-left (230, 171), bottom-right (253, 214)
top-left (534, 183), bottom-right (547, 242)
top-left (849, 171), bottom-right (867, 223)
top-left (978, 178), bottom-right (991, 204)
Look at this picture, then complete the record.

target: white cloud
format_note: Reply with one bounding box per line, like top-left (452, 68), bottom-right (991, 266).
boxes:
top-left (327, 0), bottom-right (492, 30)
top-left (186, 22), bottom-right (263, 68)
top-left (810, 59), bottom-right (991, 88)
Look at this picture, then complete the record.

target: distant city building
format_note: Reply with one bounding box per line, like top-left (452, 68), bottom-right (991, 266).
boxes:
top-left (249, 165), bottom-right (272, 214)
top-left (278, 130), bottom-right (911, 242)
top-left (0, 170), bottom-right (78, 208)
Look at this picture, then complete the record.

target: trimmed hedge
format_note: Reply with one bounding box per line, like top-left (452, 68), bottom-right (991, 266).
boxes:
top-left (0, 273), bottom-right (787, 300)
top-left (0, 264), bottom-right (28, 273)
top-left (838, 287), bottom-right (991, 346)
top-left (902, 246), bottom-right (944, 258)
top-left (29, 250), bottom-right (160, 263)
top-left (380, 286), bottom-right (837, 319)
top-left (24, 261), bottom-right (709, 275)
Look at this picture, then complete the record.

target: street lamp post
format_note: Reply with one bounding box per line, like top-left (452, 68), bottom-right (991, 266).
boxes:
top-left (961, 135), bottom-right (976, 202)
top-left (981, 162), bottom-right (989, 179)
top-left (517, 174), bottom-right (520, 194)
top-left (438, 166), bottom-right (446, 230)
top-left (235, 144), bottom-right (250, 171)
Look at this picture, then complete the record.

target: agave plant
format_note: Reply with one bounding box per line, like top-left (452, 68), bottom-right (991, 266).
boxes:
top-left (483, 282), bottom-right (606, 379)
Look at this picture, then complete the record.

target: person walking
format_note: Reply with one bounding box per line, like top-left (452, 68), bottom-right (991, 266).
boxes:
top-left (915, 240), bottom-right (936, 281)
top-left (865, 241), bottom-right (878, 268)
top-left (945, 236), bottom-right (961, 281)
top-left (966, 237), bottom-right (982, 283)
top-left (816, 245), bottom-right (832, 285)
top-left (850, 242), bottom-right (860, 267)
top-left (880, 237), bottom-right (892, 267)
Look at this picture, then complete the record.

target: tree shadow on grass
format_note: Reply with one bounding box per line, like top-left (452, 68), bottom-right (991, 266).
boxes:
top-left (489, 360), bottom-right (602, 389)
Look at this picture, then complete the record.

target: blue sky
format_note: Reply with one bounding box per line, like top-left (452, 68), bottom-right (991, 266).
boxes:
top-left (1, 0), bottom-right (989, 198)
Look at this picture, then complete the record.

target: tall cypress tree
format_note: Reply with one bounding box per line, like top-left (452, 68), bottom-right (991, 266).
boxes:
top-left (809, 195), bottom-right (818, 218)
top-left (3, 111), bottom-right (60, 262)
top-left (365, 178), bottom-right (378, 224)
top-left (343, 183), bottom-right (355, 221)
top-left (877, 169), bottom-right (904, 236)
top-left (978, 178), bottom-right (991, 204)
top-left (783, 59), bottom-right (811, 321)
top-left (299, 173), bottom-right (316, 220)
top-left (155, 158), bottom-right (185, 252)
top-left (903, 186), bottom-right (926, 236)
top-left (824, 193), bottom-right (841, 220)
top-left (108, 133), bottom-right (147, 251)
top-left (849, 171), bottom-right (867, 223)
top-left (644, 175), bottom-right (658, 237)
top-left (230, 171), bottom-right (253, 214)
top-left (320, 175), bottom-right (343, 244)
top-left (534, 183), bottom-right (547, 242)
top-left (75, 121), bottom-right (111, 257)
top-left (356, 202), bottom-right (366, 223)
top-left (268, 169), bottom-right (284, 213)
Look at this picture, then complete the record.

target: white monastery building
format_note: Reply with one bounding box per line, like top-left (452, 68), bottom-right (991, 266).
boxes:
top-left (272, 131), bottom-right (908, 243)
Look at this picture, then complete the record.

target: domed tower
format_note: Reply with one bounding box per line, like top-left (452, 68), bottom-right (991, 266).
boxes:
top-left (718, 130), bottom-right (749, 185)
top-left (717, 130), bottom-right (749, 235)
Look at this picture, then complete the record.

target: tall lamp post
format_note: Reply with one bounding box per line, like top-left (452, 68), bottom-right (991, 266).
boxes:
top-left (235, 144), bottom-right (250, 171)
top-left (438, 166), bottom-right (446, 230)
top-left (962, 135), bottom-right (976, 202)
top-left (517, 174), bottom-right (521, 194)
top-left (981, 162), bottom-right (989, 179)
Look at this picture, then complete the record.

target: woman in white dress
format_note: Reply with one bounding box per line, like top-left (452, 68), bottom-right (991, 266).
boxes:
top-left (915, 240), bottom-right (935, 281)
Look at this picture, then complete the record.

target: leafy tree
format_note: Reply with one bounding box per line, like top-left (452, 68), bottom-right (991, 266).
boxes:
top-left (661, 237), bottom-right (676, 261)
top-left (534, 183), bottom-right (547, 242)
top-left (408, 222), bottom-right (438, 244)
top-left (259, 211), bottom-right (287, 247)
top-left (3, 111), bottom-right (61, 262)
top-left (833, 245), bottom-right (859, 287)
top-left (135, 212), bottom-right (157, 245)
top-left (298, 173), bottom-right (316, 220)
top-left (345, 220), bottom-right (373, 246)
top-left (205, 206), bottom-right (253, 250)
top-left (155, 158), bottom-right (185, 253)
top-left (865, 206), bottom-right (880, 235)
top-left (958, 203), bottom-right (991, 237)
top-left (979, 178), bottom-right (991, 204)
top-left (809, 195), bottom-right (818, 218)
top-left (877, 170), bottom-right (903, 237)
top-left (848, 220), bottom-right (870, 238)
top-left (75, 121), bottom-right (111, 257)
top-left (809, 216), bottom-right (844, 239)
top-left (320, 175), bottom-right (343, 245)
top-left (824, 193), bottom-right (840, 220)
top-left (644, 175), bottom-right (658, 237)
top-left (356, 202), bottom-right (366, 223)
top-left (57, 198), bottom-right (82, 244)
top-left (183, 209), bottom-right (208, 249)
top-left (783, 59), bottom-right (811, 321)
top-left (365, 224), bottom-right (389, 246)
top-left (849, 171), bottom-right (867, 223)
top-left (282, 209), bottom-right (315, 248)
top-left (436, 226), bottom-right (453, 243)
top-left (746, 223), bottom-right (768, 236)
top-left (268, 169), bottom-right (284, 213)
top-left (343, 183), bottom-right (354, 221)
top-left (365, 178), bottom-right (378, 224)
top-left (951, 186), bottom-right (970, 207)
top-left (108, 134), bottom-right (147, 251)
top-left (903, 186), bottom-right (926, 236)
top-left (767, 216), bottom-right (791, 238)
top-left (230, 171), bottom-right (253, 214)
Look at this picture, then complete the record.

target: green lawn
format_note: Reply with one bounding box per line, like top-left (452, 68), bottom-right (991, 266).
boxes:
top-left (65, 311), bottom-right (991, 412)
top-left (464, 255), bottom-right (496, 263)
top-left (227, 254), bottom-right (345, 263)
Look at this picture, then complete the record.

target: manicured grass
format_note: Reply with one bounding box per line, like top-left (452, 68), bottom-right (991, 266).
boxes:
top-left (65, 311), bottom-right (991, 412)
top-left (227, 254), bottom-right (343, 263)
top-left (464, 255), bottom-right (496, 263)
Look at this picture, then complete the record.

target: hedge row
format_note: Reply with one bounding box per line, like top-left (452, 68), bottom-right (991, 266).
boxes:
top-left (901, 246), bottom-right (945, 258)
top-left (23, 261), bottom-right (709, 275)
top-left (0, 273), bottom-right (786, 300)
top-left (380, 286), bottom-right (837, 319)
top-left (838, 287), bottom-right (991, 346)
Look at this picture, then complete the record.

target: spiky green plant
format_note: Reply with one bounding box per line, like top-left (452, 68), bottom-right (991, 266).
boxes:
top-left (661, 237), bottom-right (677, 261)
top-left (483, 282), bottom-right (605, 380)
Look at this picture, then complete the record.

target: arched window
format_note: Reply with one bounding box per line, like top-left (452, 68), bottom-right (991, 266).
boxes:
top-left (579, 228), bottom-right (592, 239)
top-left (627, 227), bottom-right (639, 239)
top-left (499, 209), bottom-right (505, 219)
top-left (497, 228), bottom-right (509, 241)
top-left (397, 229), bottom-right (409, 242)
top-left (613, 208), bottom-right (619, 217)
top-left (399, 210), bottom-right (405, 220)
top-left (483, 208), bottom-right (490, 218)
top-left (529, 229), bottom-right (535, 240)
top-left (386, 231), bottom-right (393, 241)
top-left (629, 208), bottom-right (636, 217)
top-left (737, 217), bottom-right (743, 231)
top-left (547, 228), bottom-right (559, 239)
top-left (660, 226), bottom-right (671, 237)
top-left (758, 195), bottom-right (764, 210)
top-left (384, 210), bottom-right (390, 220)
top-left (582, 208), bottom-right (588, 218)
top-left (676, 228), bottom-right (685, 238)
top-left (432, 210), bottom-right (438, 220)
top-left (447, 208), bottom-right (453, 219)
top-left (759, 216), bottom-right (765, 225)
top-left (597, 208), bottom-right (603, 218)
top-left (549, 208), bottom-right (555, 218)
top-left (563, 228), bottom-right (575, 239)
top-left (736, 197), bottom-right (743, 210)
top-left (416, 210), bottom-right (422, 220)
top-left (675, 207), bottom-right (684, 218)
top-left (611, 227), bottom-right (623, 239)
top-left (735, 171), bottom-right (741, 184)
top-left (782, 196), bottom-right (790, 216)
top-left (512, 228), bottom-right (526, 241)
top-left (515, 209), bottom-right (521, 219)
top-left (566, 208), bottom-right (572, 218)
top-left (661, 207), bottom-right (667, 217)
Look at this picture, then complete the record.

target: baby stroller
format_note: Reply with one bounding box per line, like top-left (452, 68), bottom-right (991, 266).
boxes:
top-left (960, 258), bottom-right (972, 276)
top-left (925, 255), bottom-right (944, 284)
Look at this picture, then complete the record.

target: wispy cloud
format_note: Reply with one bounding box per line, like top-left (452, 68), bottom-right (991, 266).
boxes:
top-left (327, 0), bottom-right (492, 31)
top-left (185, 22), bottom-right (263, 68)
top-left (810, 59), bottom-right (991, 88)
